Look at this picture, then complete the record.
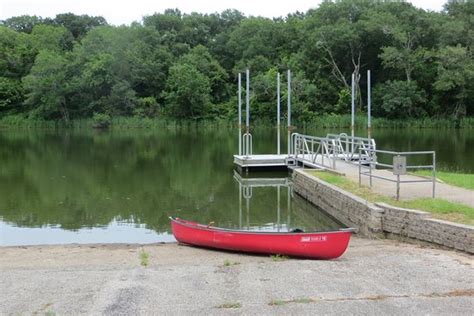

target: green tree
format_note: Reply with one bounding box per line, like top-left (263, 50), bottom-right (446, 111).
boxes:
top-left (30, 24), bottom-right (74, 52)
top-left (50, 13), bottom-right (107, 40)
top-left (1, 2), bottom-right (473, 122)
top-left (22, 50), bottom-right (71, 121)
top-left (0, 77), bottom-right (23, 110)
top-left (434, 45), bottom-right (474, 117)
top-left (0, 26), bottom-right (35, 78)
top-left (373, 80), bottom-right (426, 118)
top-left (163, 63), bottom-right (211, 119)
top-left (179, 45), bottom-right (228, 103)
top-left (103, 81), bottom-right (137, 116)
top-left (1, 15), bottom-right (43, 33)
top-left (303, 1), bottom-right (376, 111)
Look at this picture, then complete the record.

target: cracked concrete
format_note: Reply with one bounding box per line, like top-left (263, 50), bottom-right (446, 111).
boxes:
top-left (1, 237), bottom-right (473, 315)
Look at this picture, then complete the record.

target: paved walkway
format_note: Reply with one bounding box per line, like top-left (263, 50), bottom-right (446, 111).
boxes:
top-left (301, 155), bottom-right (474, 207)
top-left (335, 161), bottom-right (474, 207)
top-left (1, 239), bottom-right (473, 314)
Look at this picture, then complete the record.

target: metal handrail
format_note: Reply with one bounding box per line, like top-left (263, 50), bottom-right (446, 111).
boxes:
top-left (291, 133), bottom-right (337, 169)
top-left (358, 148), bottom-right (436, 200)
top-left (243, 132), bottom-right (252, 156)
top-left (326, 133), bottom-right (376, 163)
top-left (289, 133), bottom-right (377, 170)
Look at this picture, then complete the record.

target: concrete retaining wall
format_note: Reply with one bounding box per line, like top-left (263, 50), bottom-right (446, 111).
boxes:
top-left (377, 203), bottom-right (473, 253)
top-left (292, 169), bottom-right (384, 237)
top-left (292, 169), bottom-right (474, 254)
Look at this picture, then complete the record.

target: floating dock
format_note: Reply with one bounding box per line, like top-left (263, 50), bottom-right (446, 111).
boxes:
top-left (233, 154), bottom-right (294, 172)
top-left (234, 68), bottom-right (376, 174)
top-left (232, 68), bottom-right (436, 200)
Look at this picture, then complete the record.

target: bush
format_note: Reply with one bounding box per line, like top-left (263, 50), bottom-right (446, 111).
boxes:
top-left (92, 113), bottom-right (111, 129)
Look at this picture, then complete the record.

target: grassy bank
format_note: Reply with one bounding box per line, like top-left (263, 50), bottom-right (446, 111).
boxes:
top-left (1, 114), bottom-right (473, 129)
top-left (303, 115), bottom-right (474, 129)
top-left (307, 170), bottom-right (474, 225)
top-left (414, 170), bottom-right (474, 190)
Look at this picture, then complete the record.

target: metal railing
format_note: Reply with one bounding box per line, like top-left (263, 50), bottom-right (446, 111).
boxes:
top-left (291, 133), bottom-right (337, 169)
top-left (290, 133), bottom-right (377, 169)
top-left (242, 132), bottom-right (252, 156)
top-left (326, 133), bottom-right (376, 164)
top-left (358, 148), bottom-right (436, 200)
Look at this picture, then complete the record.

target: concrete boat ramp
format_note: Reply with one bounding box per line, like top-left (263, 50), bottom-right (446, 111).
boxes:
top-left (1, 239), bottom-right (472, 315)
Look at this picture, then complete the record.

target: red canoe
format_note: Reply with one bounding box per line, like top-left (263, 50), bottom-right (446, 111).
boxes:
top-left (170, 217), bottom-right (353, 259)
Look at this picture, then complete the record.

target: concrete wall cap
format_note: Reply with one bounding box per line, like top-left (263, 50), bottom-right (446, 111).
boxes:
top-left (375, 202), bottom-right (430, 216)
top-left (424, 218), bottom-right (474, 230)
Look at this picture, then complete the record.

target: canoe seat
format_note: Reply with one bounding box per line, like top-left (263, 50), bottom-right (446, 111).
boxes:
top-left (290, 228), bottom-right (305, 233)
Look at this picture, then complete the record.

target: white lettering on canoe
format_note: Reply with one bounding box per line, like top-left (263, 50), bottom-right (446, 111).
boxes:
top-left (301, 236), bottom-right (327, 242)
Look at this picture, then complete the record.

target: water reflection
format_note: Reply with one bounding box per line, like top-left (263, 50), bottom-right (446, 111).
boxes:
top-left (233, 171), bottom-right (343, 232)
top-left (0, 126), bottom-right (470, 245)
top-left (0, 128), bottom-right (343, 245)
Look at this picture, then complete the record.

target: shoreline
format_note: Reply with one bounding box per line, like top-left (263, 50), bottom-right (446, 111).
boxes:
top-left (1, 114), bottom-right (474, 130)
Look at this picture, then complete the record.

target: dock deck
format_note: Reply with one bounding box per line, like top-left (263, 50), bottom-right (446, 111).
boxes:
top-left (233, 154), bottom-right (293, 170)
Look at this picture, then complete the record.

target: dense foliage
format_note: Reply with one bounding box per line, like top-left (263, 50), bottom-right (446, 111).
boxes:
top-left (0, 1), bottom-right (472, 123)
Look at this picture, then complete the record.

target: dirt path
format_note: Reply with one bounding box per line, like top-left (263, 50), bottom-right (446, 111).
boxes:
top-left (1, 238), bottom-right (473, 315)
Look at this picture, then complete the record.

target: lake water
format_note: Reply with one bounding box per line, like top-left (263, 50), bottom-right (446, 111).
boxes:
top-left (0, 126), bottom-right (472, 246)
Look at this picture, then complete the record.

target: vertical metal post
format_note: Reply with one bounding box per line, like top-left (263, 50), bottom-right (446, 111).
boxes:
top-left (239, 183), bottom-right (242, 229)
top-left (287, 185), bottom-right (291, 231)
top-left (432, 152), bottom-right (436, 198)
top-left (245, 69), bottom-right (250, 157)
top-left (246, 69), bottom-right (250, 132)
top-left (287, 69), bottom-right (291, 156)
top-left (358, 148), bottom-right (362, 186)
top-left (277, 185), bottom-right (281, 232)
top-left (367, 70), bottom-right (371, 140)
top-left (369, 153), bottom-right (373, 187)
top-left (246, 188), bottom-right (250, 229)
top-left (396, 174), bottom-right (400, 201)
top-left (238, 73), bottom-right (242, 155)
top-left (277, 73), bottom-right (281, 155)
top-left (351, 72), bottom-right (355, 153)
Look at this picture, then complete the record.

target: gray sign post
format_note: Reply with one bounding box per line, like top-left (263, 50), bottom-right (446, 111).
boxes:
top-left (393, 155), bottom-right (406, 200)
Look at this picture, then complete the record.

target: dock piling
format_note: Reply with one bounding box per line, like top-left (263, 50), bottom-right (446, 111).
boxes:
top-left (277, 73), bottom-right (281, 155)
top-left (238, 73), bottom-right (242, 155)
top-left (367, 70), bottom-right (371, 140)
top-left (243, 69), bottom-right (252, 157)
top-left (287, 69), bottom-right (291, 156)
top-left (351, 72), bottom-right (355, 152)
top-left (246, 69), bottom-right (250, 132)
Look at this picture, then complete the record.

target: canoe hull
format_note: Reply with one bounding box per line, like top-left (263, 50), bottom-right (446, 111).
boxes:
top-left (170, 217), bottom-right (352, 259)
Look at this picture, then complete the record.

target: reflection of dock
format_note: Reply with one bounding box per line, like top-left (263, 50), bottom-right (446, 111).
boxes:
top-left (234, 171), bottom-right (292, 232)
top-left (233, 170), bottom-right (290, 187)
top-left (233, 171), bottom-right (346, 232)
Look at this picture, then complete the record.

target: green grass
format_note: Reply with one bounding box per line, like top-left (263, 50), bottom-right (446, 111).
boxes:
top-left (308, 170), bottom-right (474, 225)
top-left (301, 114), bottom-right (474, 129)
top-left (270, 254), bottom-right (289, 261)
top-left (413, 170), bottom-right (474, 190)
top-left (222, 259), bottom-right (240, 267)
top-left (269, 298), bottom-right (315, 306)
top-left (0, 114), bottom-right (234, 130)
top-left (216, 302), bottom-right (242, 309)
top-left (139, 249), bottom-right (149, 267)
top-left (2, 113), bottom-right (473, 129)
